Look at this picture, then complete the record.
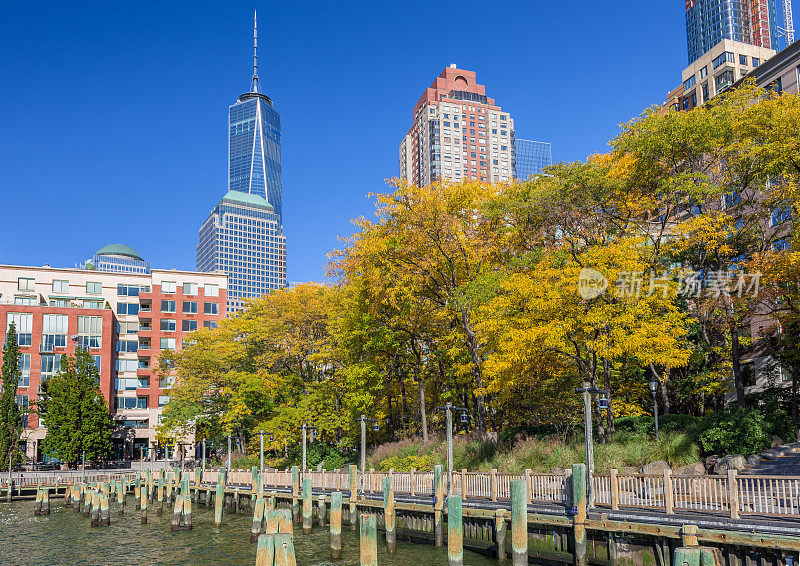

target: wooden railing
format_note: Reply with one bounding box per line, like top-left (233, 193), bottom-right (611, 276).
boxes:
top-left (1, 471), bottom-right (137, 487)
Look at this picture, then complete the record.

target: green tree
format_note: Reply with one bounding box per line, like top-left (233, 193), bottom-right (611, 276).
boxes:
top-left (41, 351), bottom-right (113, 466)
top-left (0, 323), bottom-right (23, 466)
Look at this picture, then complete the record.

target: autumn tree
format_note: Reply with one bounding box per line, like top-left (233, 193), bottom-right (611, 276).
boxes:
top-left (0, 324), bottom-right (22, 466)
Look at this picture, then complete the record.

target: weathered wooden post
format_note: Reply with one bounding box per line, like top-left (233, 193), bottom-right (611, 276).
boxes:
top-left (258, 473), bottom-right (264, 502)
top-left (572, 463), bottom-right (587, 566)
top-left (183, 492), bottom-right (193, 529)
top-left (117, 480), bottom-right (125, 515)
top-left (610, 469), bottom-right (619, 511)
top-left (34, 487), bottom-right (42, 515)
top-left (251, 497), bottom-right (266, 541)
top-left (251, 466), bottom-right (258, 504)
top-left (134, 477), bottom-right (141, 510)
top-left (6, 478), bottom-right (12, 502)
top-left (255, 533), bottom-right (297, 566)
top-left (100, 492), bottom-right (110, 526)
top-left (727, 469), bottom-right (740, 520)
top-left (140, 480), bottom-right (148, 524)
top-left (234, 487), bottom-right (241, 514)
top-left (317, 494), bottom-right (326, 527)
top-left (80, 485), bottom-right (89, 516)
top-left (172, 493), bottom-right (183, 530)
top-left (349, 464), bottom-right (358, 530)
top-left (330, 491), bottom-right (343, 559)
top-left (360, 513), bottom-right (378, 566)
top-left (291, 466), bottom-right (300, 523)
top-left (495, 508), bottom-right (507, 561)
top-left (511, 478), bottom-right (528, 565)
top-left (266, 508), bottom-right (293, 535)
top-left (255, 534), bottom-right (275, 566)
top-left (383, 475), bottom-right (396, 552)
top-left (157, 475), bottom-right (165, 513)
top-left (448, 495), bottom-right (464, 566)
top-left (434, 464), bottom-right (444, 547)
top-left (194, 466), bottom-right (201, 501)
top-left (91, 490), bottom-right (101, 526)
top-left (215, 468), bottom-right (226, 526)
top-left (267, 495), bottom-right (276, 512)
top-left (42, 487), bottom-right (51, 515)
top-left (302, 478), bottom-right (313, 534)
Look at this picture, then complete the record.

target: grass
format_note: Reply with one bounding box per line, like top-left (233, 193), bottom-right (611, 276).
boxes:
top-left (366, 430), bottom-right (700, 473)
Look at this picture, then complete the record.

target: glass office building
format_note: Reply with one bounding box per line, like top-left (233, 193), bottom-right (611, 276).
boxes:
top-left (514, 139), bottom-right (552, 180)
top-left (686, 0), bottom-right (778, 64)
top-left (85, 244), bottom-right (151, 274)
top-left (197, 14), bottom-right (287, 313)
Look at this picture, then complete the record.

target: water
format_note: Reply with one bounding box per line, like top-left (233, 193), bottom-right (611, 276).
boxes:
top-left (0, 499), bottom-right (496, 565)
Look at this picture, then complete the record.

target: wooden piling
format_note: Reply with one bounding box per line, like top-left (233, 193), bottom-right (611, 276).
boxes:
top-left (330, 491), bottom-right (342, 559)
top-left (34, 487), bottom-right (42, 515)
top-left (172, 492), bottom-right (184, 530)
top-left (117, 481), bottom-right (125, 514)
top-left (100, 492), bottom-right (110, 526)
top-left (511, 478), bottom-right (527, 565)
top-left (317, 494), bottom-right (326, 527)
top-left (302, 478), bottom-right (313, 534)
top-left (215, 476), bottom-right (225, 526)
top-left (360, 513), bottom-right (378, 566)
top-left (266, 509), bottom-right (293, 535)
top-left (267, 495), bottom-right (276, 512)
top-left (251, 497), bottom-right (266, 542)
top-left (91, 490), bottom-right (101, 526)
top-left (434, 464), bottom-right (444, 547)
top-left (495, 509), bottom-right (507, 561)
top-left (42, 488), bottom-right (50, 515)
top-left (6, 479), bottom-right (12, 502)
top-left (572, 463), bottom-right (587, 566)
top-left (140, 480), bottom-right (148, 524)
top-left (134, 478), bottom-right (141, 510)
top-left (349, 464), bottom-right (358, 530)
top-left (448, 495), bottom-right (464, 566)
top-left (255, 534), bottom-right (275, 566)
top-left (256, 533), bottom-right (298, 566)
top-left (183, 492), bottom-right (192, 529)
top-left (383, 475), bottom-right (396, 553)
top-left (291, 466), bottom-right (300, 523)
top-left (194, 466), bottom-right (201, 501)
top-left (157, 475), bottom-right (165, 513)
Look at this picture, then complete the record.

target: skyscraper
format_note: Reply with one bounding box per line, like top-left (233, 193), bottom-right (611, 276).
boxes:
top-left (197, 12), bottom-right (287, 313)
top-left (399, 65), bottom-right (516, 186)
top-left (514, 139), bottom-right (552, 180)
top-left (685, 0), bottom-right (779, 64)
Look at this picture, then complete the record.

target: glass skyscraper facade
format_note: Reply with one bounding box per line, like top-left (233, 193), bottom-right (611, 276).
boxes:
top-left (514, 139), bottom-right (552, 180)
top-left (686, 0), bottom-right (779, 64)
top-left (197, 14), bottom-right (287, 313)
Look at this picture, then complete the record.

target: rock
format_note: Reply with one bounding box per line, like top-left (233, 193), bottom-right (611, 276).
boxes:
top-left (759, 448), bottom-right (782, 460)
top-left (621, 466), bottom-right (638, 475)
top-left (549, 467), bottom-right (564, 475)
top-left (746, 454), bottom-right (761, 468)
top-left (705, 455), bottom-right (720, 470)
top-left (713, 454), bottom-right (747, 475)
top-left (640, 460), bottom-right (670, 475)
top-left (674, 462), bottom-right (705, 475)
top-left (771, 435), bottom-right (783, 448)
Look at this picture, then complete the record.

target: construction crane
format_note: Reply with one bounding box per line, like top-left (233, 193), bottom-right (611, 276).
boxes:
top-left (780, 0), bottom-right (795, 45)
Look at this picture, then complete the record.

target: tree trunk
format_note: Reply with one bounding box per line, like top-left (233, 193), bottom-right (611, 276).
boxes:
top-left (660, 367), bottom-right (671, 415)
top-left (387, 394), bottom-right (395, 442)
top-left (395, 359), bottom-right (410, 432)
top-left (412, 344), bottom-right (428, 442)
top-left (792, 362), bottom-right (799, 441)
top-left (729, 318), bottom-right (747, 407)
top-left (460, 308), bottom-right (487, 435)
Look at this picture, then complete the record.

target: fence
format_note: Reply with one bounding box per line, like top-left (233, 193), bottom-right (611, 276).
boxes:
top-left (190, 466), bottom-right (800, 520)
top-left (1, 471), bottom-right (137, 487)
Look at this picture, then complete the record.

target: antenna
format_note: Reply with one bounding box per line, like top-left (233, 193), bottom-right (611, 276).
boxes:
top-left (251, 10), bottom-right (260, 93)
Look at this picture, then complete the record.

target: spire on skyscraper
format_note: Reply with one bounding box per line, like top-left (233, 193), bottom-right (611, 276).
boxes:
top-left (251, 10), bottom-right (260, 93)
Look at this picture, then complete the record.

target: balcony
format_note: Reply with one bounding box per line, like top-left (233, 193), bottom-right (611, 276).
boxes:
top-left (138, 342), bottom-right (151, 351)
top-left (38, 343), bottom-right (54, 353)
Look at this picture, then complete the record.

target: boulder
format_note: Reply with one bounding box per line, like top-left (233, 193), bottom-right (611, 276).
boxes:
top-left (674, 462), bottom-right (705, 475)
top-left (640, 460), bottom-right (671, 475)
top-left (713, 454), bottom-right (747, 475)
top-left (621, 466), bottom-right (638, 475)
top-left (771, 435), bottom-right (783, 448)
top-left (549, 467), bottom-right (564, 475)
top-left (745, 454), bottom-right (761, 468)
top-left (705, 455), bottom-right (720, 470)
top-left (759, 448), bottom-right (782, 460)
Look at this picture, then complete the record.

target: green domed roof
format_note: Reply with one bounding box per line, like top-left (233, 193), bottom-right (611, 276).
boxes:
top-left (219, 190), bottom-right (274, 211)
top-left (95, 244), bottom-right (144, 261)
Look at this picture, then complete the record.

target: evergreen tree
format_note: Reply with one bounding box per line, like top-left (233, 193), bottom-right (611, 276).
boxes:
top-left (41, 350), bottom-right (113, 467)
top-left (0, 323), bottom-right (22, 467)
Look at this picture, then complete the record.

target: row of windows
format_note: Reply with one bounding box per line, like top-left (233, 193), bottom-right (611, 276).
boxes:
top-left (16, 353), bottom-right (101, 387)
top-left (159, 300), bottom-right (218, 314)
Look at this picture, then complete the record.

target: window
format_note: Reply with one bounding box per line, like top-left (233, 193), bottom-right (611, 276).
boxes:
top-left (117, 340), bottom-right (138, 353)
top-left (114, 396), bottom-right (147, 410)
top-left (90, 355), bottom-right (101, 373)
top-left (117, 302), bottom-right (139, 315)
top-left (7, 313), bottom-right (33, 346)
top-left (18, 354), bottom-right (30, 387)
top-left (203, 321), bottom-right (218, 330)
top-left (712, 51), bottom-right (734, 69)
top-left (77, 315), bottom-right (102, 349)
top-left (161, 300), bottom-right (176, 313)
top-left (161, 281), bottom-right (177, 293)
top-left (683, 75), bottom-right (696, 90)
top-left (204, 284), bottom-right (219, 297)
top-left (699, 66), bottom-right (708, 79)
top-left (715, 70), bottom-right (734, 92)
top-left (158, 395), bottom-right (170, 407)
top-left (42, 314), bottom-right (68, 349)
top-left (15, 297), bottom-right (37, 306)
top-left (52, 280), bottom-right (69, 293)
top-left (774, 236), bottom-right (791, 252)
top-left (115, 377), bottom-right (138, 391)
top-left (739, 54), bottom-right (747, 65)
top-left (768, 77), bottom-right (783, 94)
top-left (183, 282), bottom-right (198, 295)
top-left (116, 359), bottom-right (138, 372)
top-left (117, 320), bottom-right (139, 334)
top-left (159, 375), bottom-right (175, 389)
top-left (160, 319), bottom-right (176, 332)
top-left (138, 357), bottom-right (150, 369)
top-left (204, 303), bottom-right (218, 315)
top-left (138, 377), bottom-right (149, 389)
top-left (160, 337), bottom-right (176, 350)
top-left (17, 278), bottom-right (34, 291)
top-left (16, 395), bottom-right (28, 409)
top-left (772, 206), bottom-right (791, 227)
top-left (182, 319), bottom-right (198, 332)
top-left (753, 57), bottom-right (760, 67)
top-left (117, 284), bottom-right (140, 297)
top-left (83, 300), bottom-right (102, 309)
top-left (41, 354), bottom-right (62, 378)
top-left (86, 281), bottom-right (102, 295)
top-left (182, 301), bottom-right (197, 314)
top-left (137, 397), bottom-right (148, 409)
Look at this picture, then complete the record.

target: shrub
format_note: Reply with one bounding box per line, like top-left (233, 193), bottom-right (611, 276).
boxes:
top-left (698, 407), bottom-right (774, 455)
top-left (377, 454), bottom-right (438, 471)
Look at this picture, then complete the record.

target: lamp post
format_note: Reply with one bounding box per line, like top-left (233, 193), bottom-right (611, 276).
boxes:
top-left (226, 435), bottom-right (232, 470)
top-left (574, 383), bottom-right (608, 508)
top-left (437, 403), bottom-right (468, 493)
top-left (354, 415), bottom-right (378, 494)
top-left (297, 424), bottom-right (318, 473)
top-left (649, 377), bottom-right (660, 440)
top-left (259, 430), bottom-right (265, 474)
top-left (201, 439), bottom-right (206, 471)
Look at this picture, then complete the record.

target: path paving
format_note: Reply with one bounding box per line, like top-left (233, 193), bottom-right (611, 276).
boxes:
top-left (741, 442), bottom-right (800, 475)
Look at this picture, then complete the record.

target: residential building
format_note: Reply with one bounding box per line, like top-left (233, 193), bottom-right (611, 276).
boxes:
top-left (197, 12), bottom-right (287, 313)
top-left (399, 64), bottom-right (516, 186)
top-left (83, 244), bottom-right (151, 274)
top-left (0, 250), bottom-right (227, 462)
top-left (676, 39), bottom-right (776, 110)
top-left (514, 139), bottom-right (552, 180)
top-left (731, 32), bottom-right (800, 93)
top-left (686, 0), bottom-right (779, 64)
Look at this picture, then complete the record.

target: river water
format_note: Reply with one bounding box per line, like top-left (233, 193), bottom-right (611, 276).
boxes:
top-left (0, 499), bottom-right (496, 565)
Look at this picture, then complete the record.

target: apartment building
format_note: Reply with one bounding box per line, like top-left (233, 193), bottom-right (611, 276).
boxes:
top-left (0, 245), bottom-right (227, 462)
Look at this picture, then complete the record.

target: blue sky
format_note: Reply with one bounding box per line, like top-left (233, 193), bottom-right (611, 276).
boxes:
top-left (0, 1), bottom-right (795, 282)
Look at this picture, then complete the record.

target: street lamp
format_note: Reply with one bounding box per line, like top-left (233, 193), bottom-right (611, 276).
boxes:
top-left (296, 424), bottom-right (318, 473)
top-left (201, 438), bottom-right (206, 471)
top-left (437, 403), bottom-right (468, 494)
top-left (354, 415), bottom-right (378, 494)
top-left (226, 435), bottom-right (232, 469)
top-left (258, 431), bottom-right (275, 474)
top-left (574, 382), bottom-right (608, 508)
top-left (649, 377), bottom-right (660, 440)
